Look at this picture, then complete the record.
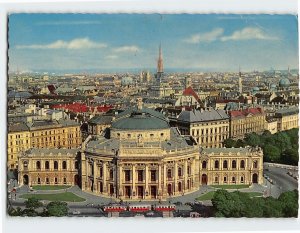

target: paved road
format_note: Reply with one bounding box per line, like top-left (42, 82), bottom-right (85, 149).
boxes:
top-left (263, 164), bottom-right (298, 198)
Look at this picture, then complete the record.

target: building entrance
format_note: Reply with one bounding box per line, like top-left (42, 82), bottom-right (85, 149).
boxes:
top-left (201, 174), bottom-right (208, 185)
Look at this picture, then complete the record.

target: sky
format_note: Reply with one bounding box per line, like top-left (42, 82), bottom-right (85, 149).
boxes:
top-left (8, 14), bottom-right (299, 73)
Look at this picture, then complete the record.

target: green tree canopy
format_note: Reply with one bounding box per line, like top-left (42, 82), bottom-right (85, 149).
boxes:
top-left (25, 197), bottom-right (43, 210)
top-left (46, 201), bottom-right (68, 217)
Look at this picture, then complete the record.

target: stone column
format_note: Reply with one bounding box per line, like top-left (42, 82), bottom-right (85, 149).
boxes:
top-left (103, 162), bottom-right (107, 193)
top-left (93, 161), bottom-right (97, 192)
top-left (184, 160), bottom-right (188, 189)
top-left (158, 164), bottom-right (162, 196)
top-left (118, 165), bottom-right (123, 197)
top-left (163, 163), bottom-right (167, 194)
top-left (145, 164), bottom-right (149, 196)
top-left (192, 159), bottom-right (195, 188)
top-left (174, 162), bottom-right (178, 194)
top-left (132, 164), bottom-right (136, 197)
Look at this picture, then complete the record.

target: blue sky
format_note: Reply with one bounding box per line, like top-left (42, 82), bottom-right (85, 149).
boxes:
top-left (8, 14), bottom-right (299, 72)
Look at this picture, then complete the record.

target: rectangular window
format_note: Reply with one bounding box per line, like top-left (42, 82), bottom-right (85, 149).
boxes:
top-left (125, 170), bottom-right (131, 182)
top-left (150, 170), bottom-right (156, 181)
top-left (138, 170), bottom-right (143, 182)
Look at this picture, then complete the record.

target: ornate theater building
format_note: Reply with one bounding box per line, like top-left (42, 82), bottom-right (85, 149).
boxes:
top-left (18, 101), bottom-right (264, 200)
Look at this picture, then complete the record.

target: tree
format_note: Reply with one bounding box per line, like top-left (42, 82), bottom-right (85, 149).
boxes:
top-left (223, 138), bottom-right (236, 148)
top-left (281, 148), bottom-right (299, 166)
top-left (244, 133), bottom-right (261, 147)
top-left (278, 190), bottom-right (298, 217)
top-left (263, 144), bottom-right (281, 163)
top-left (25, 197), bottom-right (43, 210)
top-left (236, 139), bottom-right (246, 148)
top-left (262, 197), bottom-right (283, 217)
top-left (46, 201), bottom-right (68, 217)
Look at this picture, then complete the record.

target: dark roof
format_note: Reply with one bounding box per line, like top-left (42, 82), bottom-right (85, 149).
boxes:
top-left (275, 107), bottom-right (299, 117)
top-left (8, 122), bottom-right (29, 133)
top-left (177, 109), bottom-right (229, 123)
top-left (112, 107), bottom-right (169, 130)
top-left (88, 115), bottom-right (113, 125)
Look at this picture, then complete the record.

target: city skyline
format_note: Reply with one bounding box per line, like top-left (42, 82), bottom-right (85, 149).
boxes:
top-left (9, 14), bottom-right (299, 72)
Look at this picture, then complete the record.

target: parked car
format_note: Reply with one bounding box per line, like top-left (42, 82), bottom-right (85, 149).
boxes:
top-left (72, 210), bottom-right (81, 215)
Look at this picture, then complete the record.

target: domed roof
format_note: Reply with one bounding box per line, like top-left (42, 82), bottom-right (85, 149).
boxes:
top-left (111, 107), bottom-right (169, 130)
top-left (279, 78), bottom-right (290, 87)
top-left (253, 87), bottom-right (260, 91)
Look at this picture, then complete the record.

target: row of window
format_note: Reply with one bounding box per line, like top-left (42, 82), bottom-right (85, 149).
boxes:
top-left (202, 160), bottom-right (258, 169)
top-left (36, 177), bottom-right (67, 184)
top-left (192, 127), bottom-right (229, 136)
top-left (31, 160), bottom-right (78, 170)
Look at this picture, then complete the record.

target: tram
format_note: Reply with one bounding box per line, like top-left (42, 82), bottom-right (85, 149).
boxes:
top-left (128, 204), bottom-right (151, 212)
top-left (154, 204), bottom-right (176, 212)
top-left (103, 205), bottom-right (127, 212)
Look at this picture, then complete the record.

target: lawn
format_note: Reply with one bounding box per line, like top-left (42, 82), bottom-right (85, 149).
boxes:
top-left (196, 191), bottom-right (262, 201)
top-left (196, 191), bottom-right (216, 201)
top-left (211, 184), bottom-right (250, 189)
top-left (32, 185), bottom-right (71, 190)
top-left (20, 192), bottom-right (86, 202)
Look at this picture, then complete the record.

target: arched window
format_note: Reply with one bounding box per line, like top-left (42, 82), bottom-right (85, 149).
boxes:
top-left (214, 160), bottom-right (219, 169)
top-left (62, 161), bottom-right (67, 170)
top-left (36, 161), bottom-right (41, 170)
top-left (178, 167), bottom-right (182, 177)
top-left (253, 160), bottom-right (258, 169)
top-left (241, 176), bottom-right (244, 183)
top-left (214, 176), bottom-right (219, 183)
top-left (178, 182), bottom-right (182, 192)
top-left (54, 177), bottom-right (58, 184)
top-left (45, 161), bottom-right (49, 170)
top-left (232, 160), bottom-right (237, 169)
top-left (223, 160), bottom-right (228, 169)
top-left (23, 161), bottom-right (28, 170)
top-left (37, 177), bottom-right (41, 184)
top-left (187, 165), bottom-right (191, 175)
top-left (232, 177), bottom-right (236, 183)
top-left (46, 177), bottom-right (49, 184)
top-left (240, 160), bottom-right (245, 169)
top-left (54, 161), bottom-right (58, 170)
top-left (167, 169), bottom-right (172, 179)
top-left (202, 161), bottom-right (207, 169)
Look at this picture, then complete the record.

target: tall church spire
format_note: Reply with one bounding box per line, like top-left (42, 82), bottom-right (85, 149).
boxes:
top-left (156, 43), bottom-right (164, 83)
top-left (157, 44), bottom-right (163, 73)
top-left (238, 66), bottom-right (243, 94)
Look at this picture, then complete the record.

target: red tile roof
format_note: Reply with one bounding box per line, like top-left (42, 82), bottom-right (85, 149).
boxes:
top-left (229, 107), bottom-right (264, 118)
top-left (182, 86), bottom-right (201, 102)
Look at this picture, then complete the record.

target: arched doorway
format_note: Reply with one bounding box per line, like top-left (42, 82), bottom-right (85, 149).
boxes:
top-left (23, 175), bottom-right (29, 185)
top-left (74, 175), bottom-right (79, 185)
top-left (167, 184), bottom-right (172, 196)
top-left (201, 174), bottom-right (208, 185)
top-left (252, 173), bottom-right (258, 183)
top-left (178, 182), bottom-right (182, 192)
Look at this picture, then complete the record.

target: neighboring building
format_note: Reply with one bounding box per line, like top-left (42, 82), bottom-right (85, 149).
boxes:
top-left (170, 108), bottom-right (230, 148)
top-left (18, 148), bottom-right (80, 186)
top-left (265, 118), bottom-right (278, 134)
top-left (88, 115), bottom-right (114, 135)
top-left (175, 86), bottom-right (203, 108)
top-left (274, 107), bottom-right (299, 131)
top-left (7, 119), bottom-right (82, 170)
top-left (199, 147), bottom-right (263, 185)
top-left (228, 108), bottom-right (265, 139)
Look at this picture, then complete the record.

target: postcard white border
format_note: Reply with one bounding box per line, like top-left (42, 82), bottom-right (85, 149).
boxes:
top-left (0, 1), bottom-right (299, 233)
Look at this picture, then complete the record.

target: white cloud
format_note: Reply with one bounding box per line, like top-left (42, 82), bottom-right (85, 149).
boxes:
top-left (106, 55), bottom-right (118, 59)
top-left (221, 27), bottom-right (278, 41)
top-left (184, 28), bottom-right (224, 43)
top-left (113, 45), bottom-right (140, 53)
top-left (36, 21), bottom-right (102, 26)
top-left (16, 38), bottom-right (107, 50)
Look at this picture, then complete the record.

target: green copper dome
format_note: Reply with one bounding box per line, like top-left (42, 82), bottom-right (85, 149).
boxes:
top-left (279, 78), bottom-right (290, 87)
top-left (111, 107), bottom-right (169, 130)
